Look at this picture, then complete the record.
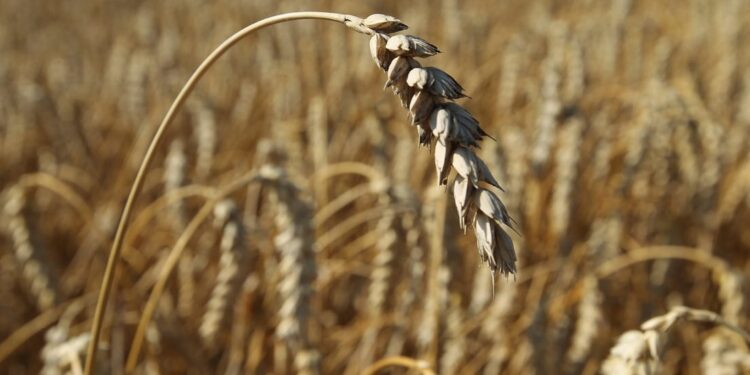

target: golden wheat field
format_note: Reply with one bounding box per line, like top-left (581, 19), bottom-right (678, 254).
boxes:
top-left (2, 0), bottom-right (750, 374)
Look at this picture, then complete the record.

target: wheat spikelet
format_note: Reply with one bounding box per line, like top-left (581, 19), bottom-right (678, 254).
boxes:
top-left (1, 186), bottom-right (58, 310)
top-left (258, 165), bottom-right (319, 375)
top-left (199, 200), bottom-right (248, 346)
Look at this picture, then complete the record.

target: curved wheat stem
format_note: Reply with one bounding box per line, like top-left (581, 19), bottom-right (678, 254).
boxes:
top-left (83, 12), bottom-right (373, 375)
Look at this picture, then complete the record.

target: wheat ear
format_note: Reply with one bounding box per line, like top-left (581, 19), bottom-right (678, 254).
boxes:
top-left (368, 18), bottom-right (518, 275)
top-left (602, 306), bottom-right (750, 374)
top-left (258, 166), bottom-right (319, 375)
top-left (199, 200), bottom-right (248, 347)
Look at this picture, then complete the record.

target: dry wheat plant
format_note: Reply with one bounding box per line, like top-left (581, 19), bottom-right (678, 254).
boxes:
top-left (1, 0), bottom-right (750, 374)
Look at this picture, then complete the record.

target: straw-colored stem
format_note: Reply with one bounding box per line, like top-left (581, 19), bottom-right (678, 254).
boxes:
top-left (83, 11), bottom-right (358, 375)
top-left (361, 356), bottom-right (436, 375)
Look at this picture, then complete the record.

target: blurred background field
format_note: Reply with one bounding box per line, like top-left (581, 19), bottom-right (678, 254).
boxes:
top-left (1, 0), bottom-right (749, 374)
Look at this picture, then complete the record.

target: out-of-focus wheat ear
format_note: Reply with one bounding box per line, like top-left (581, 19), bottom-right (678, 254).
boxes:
top-left (386, 186), bottom-right (425, 356)
top-left (358, 181), bottom-right (399, 365)
top-left (41, 301), bottom-right (89, 375)
top-left (481, 281), bottom-right (518, 375)
top-left (386, 189), bottom-right (425, 356)
top-left (441, 294), bottom-right (466, 374)
top-left (717, 158), bottom-right (750, 224)
top-left (499, 126), bottom-right (527, 216)
top-left (259, 166), bottom-right (319, 375)
top-left (165, 139), bottom-right (194, 320)
top-left (1, 186), bottom-right (58, 310)
top-left (417, 188), bottom-right (449, 364)
top-left (190, 99), bottom-right (216, 181)
top-left (497, 34), bottom-right (525, 111)
top-left (41, 331), bottom-right (91, 375)
top-left (199, 200), bottom-right (248, 348)
top-left (164, 139), bottom-right (187, 231)
top-left (601, 330), bottom-right (662, 375)
top-left (307, 97), bottom-right (329, 204)
top-left (549, 117), bottom-right (583, 240)
top-left (714, 266), bottom-right (744, 326)
top-left (604, 306), bottom-right (750, 375)
top-left (529, 23), bottom-right (564, 174)
top-left (122, 49), bottom-right (150, 121)
top-left (565, 276), bottom-right (603, 372)
top-left (701, 329), bottom-right (750, 374)
top-left (563, 35), bottom-right (584, 102)
top-left (590, 110), bottom-right (615, 182)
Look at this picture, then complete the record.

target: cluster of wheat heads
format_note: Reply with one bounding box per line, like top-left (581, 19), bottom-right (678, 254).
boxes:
top-left (3, 0), bottom-right (750, 374)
